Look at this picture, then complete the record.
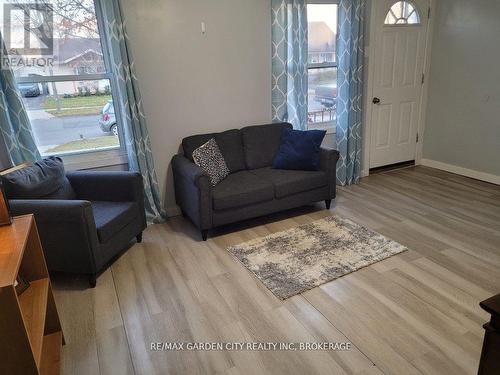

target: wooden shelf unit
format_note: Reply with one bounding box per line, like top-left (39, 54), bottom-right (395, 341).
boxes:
top-left (0, 215), bottom-right (64, 375)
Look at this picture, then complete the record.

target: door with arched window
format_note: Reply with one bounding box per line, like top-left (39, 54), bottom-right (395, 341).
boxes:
top-left (369, 0), bottom-right (430, 168)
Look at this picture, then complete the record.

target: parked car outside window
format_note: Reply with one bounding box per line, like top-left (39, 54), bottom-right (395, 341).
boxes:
top-left (17, 83), bottom-right (41, 97)
top-left (99, 101), bottom-right (118, 136)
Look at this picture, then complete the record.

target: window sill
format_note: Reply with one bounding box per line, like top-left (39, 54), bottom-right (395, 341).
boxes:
top-left (58, 148), bottom-right (128, 170)
top-left (308, 122), bottom-right (336, 134)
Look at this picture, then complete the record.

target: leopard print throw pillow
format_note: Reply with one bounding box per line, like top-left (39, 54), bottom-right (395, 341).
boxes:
top-left (192, 138), bottom-right (230, 186)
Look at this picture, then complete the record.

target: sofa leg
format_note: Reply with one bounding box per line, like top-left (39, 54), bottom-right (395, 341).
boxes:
top-left (88, 273), bottom-right (97, 288)
top-left (136, 232), bottom-right (143, 243)
top-left (325, 199), bottom-right (332, 210)
top-left (201, 229), bottom-right (208, 241)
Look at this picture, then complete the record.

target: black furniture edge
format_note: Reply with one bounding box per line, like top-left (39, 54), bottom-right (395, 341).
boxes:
top-left (478, 293), bottom-right (500, 375)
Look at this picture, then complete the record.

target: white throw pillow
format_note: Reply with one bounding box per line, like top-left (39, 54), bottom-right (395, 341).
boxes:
top-left (192, 138), bottom-right (230, 186)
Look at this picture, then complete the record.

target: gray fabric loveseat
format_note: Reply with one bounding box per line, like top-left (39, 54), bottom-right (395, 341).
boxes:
top-left (172, 122), bottom-right (339, 240)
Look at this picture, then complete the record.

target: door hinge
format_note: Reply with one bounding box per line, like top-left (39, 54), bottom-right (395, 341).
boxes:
top-left (416, 133), bottom-right (419, 143)
top-left (428, 7), bottom-right (431, 19)
top-left (421, 73), bottom-right (425, 84)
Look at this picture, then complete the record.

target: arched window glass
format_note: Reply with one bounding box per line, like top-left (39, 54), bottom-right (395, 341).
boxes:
top-left (384, 1), bottom-right (421, 25)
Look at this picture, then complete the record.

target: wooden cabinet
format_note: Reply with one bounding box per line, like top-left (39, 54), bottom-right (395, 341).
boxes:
top-left (0, 215), bottom-right (64, 375)
top-left (478, 294), bottom-right (500, 375)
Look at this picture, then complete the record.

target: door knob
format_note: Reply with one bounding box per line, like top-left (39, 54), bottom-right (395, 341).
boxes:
top-left (372, 97), bottom-right (381, 104)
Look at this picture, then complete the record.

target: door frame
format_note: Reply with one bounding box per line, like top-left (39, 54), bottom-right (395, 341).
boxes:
top-left (361, 0), bottom-right (436, 177)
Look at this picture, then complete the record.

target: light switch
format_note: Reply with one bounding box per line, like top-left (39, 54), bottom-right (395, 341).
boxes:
top-left (201, 22), bottom-right (206, 35)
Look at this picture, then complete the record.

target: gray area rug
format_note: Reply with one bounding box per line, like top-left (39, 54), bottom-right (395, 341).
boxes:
top-left (227, 215), bottom-right (407, 300)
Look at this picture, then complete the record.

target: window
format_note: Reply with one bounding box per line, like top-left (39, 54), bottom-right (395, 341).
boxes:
top-left (384, 1), bottom-right (421, 25)
top-left (307, 2), bottom-right (338, 130)
top-left (2, 0), bottom-right (123, 160)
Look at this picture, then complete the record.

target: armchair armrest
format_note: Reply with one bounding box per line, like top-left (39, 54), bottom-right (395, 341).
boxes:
top-left (319, 147), bottom-right (340, 198)
top-left (10, 199), bottom-right (93, 221)
top-left (9, 200), bottom-right (100, 274)
top-left (171, 154), bottom-right (212, 230)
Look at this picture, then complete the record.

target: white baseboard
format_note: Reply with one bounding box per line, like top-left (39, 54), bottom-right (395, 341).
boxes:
top-left (166, 205), bottom-right (182, 217)
top-left (420, 159), bottom-right (500, 185)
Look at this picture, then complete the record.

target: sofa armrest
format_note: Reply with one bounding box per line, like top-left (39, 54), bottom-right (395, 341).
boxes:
top-left (319, 147), bottom-right (340, 198)
top-left (171, 154), bottom-right (209, 187)
top-left (9, 200), bottom-right (101, 274)
top-left (171, 154), bottom-right (212, 230)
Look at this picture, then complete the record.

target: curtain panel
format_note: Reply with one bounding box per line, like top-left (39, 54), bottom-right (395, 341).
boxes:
top-left (271, 0), bottom-right (308, 130)
top-left (97, 0), bottom-right (165, 223)
top-left (336, 0), bottom-right (365, 185)
top-left (0, 35), bottom-right (41, 166)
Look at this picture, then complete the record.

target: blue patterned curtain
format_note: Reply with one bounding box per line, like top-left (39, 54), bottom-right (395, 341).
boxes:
top-left (97, 0), bottom-right (165, 223)
top-left (271, 0), bottom-right (308, 130)
top-left (0, 35), bottom-right (41, 166)
top-left (336, 0), bottom-right (365, 185)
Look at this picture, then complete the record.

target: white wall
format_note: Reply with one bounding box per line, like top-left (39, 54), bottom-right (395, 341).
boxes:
top-left (120, 0), bottom-right (272, 213)
top-left (422, 0), bottom-right (500, 178)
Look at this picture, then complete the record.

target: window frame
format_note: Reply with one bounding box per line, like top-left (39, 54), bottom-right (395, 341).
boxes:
top-left (12, 0), bottom-right (128, 169)
top-left (307, 0), bottom-right (339, 133)
top-left (384, 1), bottom-right (421, 26)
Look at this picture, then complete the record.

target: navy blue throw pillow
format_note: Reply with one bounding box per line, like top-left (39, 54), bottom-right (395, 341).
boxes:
top-left (273, 128), bottom-right (326, 171)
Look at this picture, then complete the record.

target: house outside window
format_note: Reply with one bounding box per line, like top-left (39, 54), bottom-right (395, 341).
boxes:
top-left (1, 0), bottom-right (125, 167)
top-left (307, 2), bottom-right (338, 131)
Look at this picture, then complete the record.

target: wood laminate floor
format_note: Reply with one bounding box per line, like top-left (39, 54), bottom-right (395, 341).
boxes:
top-left (52, 166), bottom-right (500, 375)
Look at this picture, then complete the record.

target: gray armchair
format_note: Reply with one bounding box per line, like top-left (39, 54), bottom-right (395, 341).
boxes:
top-left (3, 158), bottom-right (147, 287)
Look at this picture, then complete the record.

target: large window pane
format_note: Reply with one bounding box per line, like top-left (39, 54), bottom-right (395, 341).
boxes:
top-left (20, 79), bottom-right (120, 155)
top-left (308, 67), bottom-right (337, 126)
top-left (307, 4), bottom-right (337, 127)
top-left (1, 0), bottom-right (106, 78)
top-left (307, 4), bottom-right (337, 65)
top-left (2, 0), bottom-right (124, 159)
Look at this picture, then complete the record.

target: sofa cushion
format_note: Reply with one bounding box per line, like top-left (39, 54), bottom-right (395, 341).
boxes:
top-left (241, 122), bottom-right (293, 169)
top-left (212, 171), bottom-right (274, 210)
top-left (273, 128), bottom-right (326, 171)
top-left (92, 201), bottom-right (138, 243)
top-left (192, 138), bottom-right (230, 186)
top-left (250, 167), bottom-right (328, 199)
top-left (2, 157), bottom-right (76, 200)
top-left (182, 129), bottom-right (245, 173)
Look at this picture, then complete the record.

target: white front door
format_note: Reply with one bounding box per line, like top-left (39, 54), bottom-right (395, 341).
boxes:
top-left (369, 0), bottom-right (429, 168)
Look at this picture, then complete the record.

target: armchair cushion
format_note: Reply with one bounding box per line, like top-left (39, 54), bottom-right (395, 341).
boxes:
top-left (92, 201), bottom-right (139, 243)
top-left (2, 157), bottom-right (76, 200)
